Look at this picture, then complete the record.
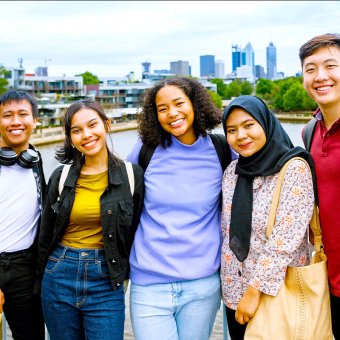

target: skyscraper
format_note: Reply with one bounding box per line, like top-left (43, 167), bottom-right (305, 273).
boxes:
top-left (215, 60), bottom-right (225, 78)
top-left (200, 55), bottom-right (215, 77)
top-left (255, 65), bottom-right (266, 79)
top-left (266, 42), bottom-right (277, 80)
top-left (170, 60), bottom-right (190, 76)
top-left (142, 62), bottom-right (151, 74)
top-left (232, 44), bottom-right (241, 72)
top-left (35, 66), bottom-right (48, 76)
top-left (241, 42), bottom-right (255, 75)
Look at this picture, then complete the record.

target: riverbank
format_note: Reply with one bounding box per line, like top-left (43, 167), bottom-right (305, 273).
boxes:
top-left (31, 114), bottom-right (312, 146)
top-left (274, 113), bottom-right (314, 123)
top-left (31, 121), bottom-right (138, 146)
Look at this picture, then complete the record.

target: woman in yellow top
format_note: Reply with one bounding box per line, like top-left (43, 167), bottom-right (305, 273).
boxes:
top-left (35, 100), bottom-right (144, 340)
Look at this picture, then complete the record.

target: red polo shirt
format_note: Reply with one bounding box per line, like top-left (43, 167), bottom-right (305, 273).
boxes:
top-left (308, 109), bottom-right (340, 296)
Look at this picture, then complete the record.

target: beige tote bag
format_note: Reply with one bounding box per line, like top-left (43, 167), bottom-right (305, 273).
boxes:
top-left (245, 157), bottom-right (332, 340)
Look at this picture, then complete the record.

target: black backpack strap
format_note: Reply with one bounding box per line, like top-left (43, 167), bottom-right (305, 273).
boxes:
top-left (302, 118), bottom-right (318, 152)
top-left (209, 133), bottom-right (232, 172)
top-left (138, 143), bottom-right (158, 172)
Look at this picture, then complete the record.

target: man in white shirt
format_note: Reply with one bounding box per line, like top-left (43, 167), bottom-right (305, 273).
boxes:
top-left (0, 89), bottom-right (46, 340)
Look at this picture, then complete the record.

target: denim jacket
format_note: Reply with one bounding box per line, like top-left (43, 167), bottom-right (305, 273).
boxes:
top-left (35, 157), bottom-right (144, 292)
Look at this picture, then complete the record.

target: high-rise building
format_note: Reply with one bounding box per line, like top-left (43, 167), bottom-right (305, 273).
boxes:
top-left (215, 60), bottom-right (225, 78)
top-left (35, 66), bottom-right (48, 76)
top-left (266, 42), bottom-right (277, 80)
top-left (200, 55), bottom-right (215, 77)
top-left (241, 42), bottom-right (255, 76)
top-left (170, 60), bottom-right (190, 76)
top-left (232, 44), bottom-right (241, 72)
top-left (255, 65), bottom-right (266, 79)
top-left (142, 62), bottom-right (151, 74)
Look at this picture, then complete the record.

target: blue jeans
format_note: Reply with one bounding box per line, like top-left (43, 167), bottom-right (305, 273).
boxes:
top-left (130, 272), bottom-right (221, 340)
top-left (41, 244), bottom-right (125, 340)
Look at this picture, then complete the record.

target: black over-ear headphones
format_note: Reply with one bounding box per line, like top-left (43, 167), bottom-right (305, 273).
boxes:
top-left (0, 147), bottom-right (40, 169)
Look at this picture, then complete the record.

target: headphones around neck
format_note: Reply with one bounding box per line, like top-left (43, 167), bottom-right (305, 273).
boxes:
top-left (0, 146), bottom-right (40, 169)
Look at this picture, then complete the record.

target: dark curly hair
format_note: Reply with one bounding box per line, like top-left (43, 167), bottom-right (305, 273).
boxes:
top-left (55, 99), bottom-right (122, 171)
top-left (137, 77), bottom-right (222, 147)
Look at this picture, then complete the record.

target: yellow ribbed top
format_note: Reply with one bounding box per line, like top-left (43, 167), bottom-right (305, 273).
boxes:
top-left (61, 170), bottom-right (108, 249)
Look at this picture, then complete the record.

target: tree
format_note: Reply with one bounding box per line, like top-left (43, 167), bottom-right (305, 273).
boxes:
top-left (240, 80), bottom-right (253, 95)
top-left (272, 77), bottom-right (297, 111)
top-left (76, 71), bottom-right (100, 85)
top-left (283, 82), bottom-right (318, 111)
top-left (0, 65), bottom-right (9, 95)
top-left (208, 90), bottom-right (222, 109)
top-left (255, 78), bottom-right (274, 100)
top-left (210, 78), bottom-right (228, 99)
top-left (225, 80), bottom-right (242, 99)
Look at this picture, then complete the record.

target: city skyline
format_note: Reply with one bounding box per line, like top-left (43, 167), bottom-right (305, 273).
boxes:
top-left (1, 1), bottom-right (339, 80)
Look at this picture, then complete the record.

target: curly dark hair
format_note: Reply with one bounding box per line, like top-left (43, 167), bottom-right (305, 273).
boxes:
top-left (55, 99), bottom-right (122, 171)
top-left (137, 77), bottom-right (222, 147)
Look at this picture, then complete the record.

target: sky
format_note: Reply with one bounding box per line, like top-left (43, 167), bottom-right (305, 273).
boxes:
top-left (1, 1), bottom-right (339, 80)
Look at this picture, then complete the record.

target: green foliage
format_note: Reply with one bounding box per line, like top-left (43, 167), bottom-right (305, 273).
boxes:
top-left (255, 78), bottom-right (274, 100)
top-left (269, 76), bottom-right (317, 112)
top-left (76, 71), bottom-right (100, 85)
top-left (210, 78), bottom-right (253, 99)
top-left (208, 90), bottom-right (222, 109)
top-left (272, 77), bottom-right (298, 111)
top-left (240, 80), bottom-right (253, 95)
top-left (0, 65), bottom-right (9, 94)
top-left (210, 78), bottom-right (228, 99)
top-left (225, 80), bottom-right (241, 99)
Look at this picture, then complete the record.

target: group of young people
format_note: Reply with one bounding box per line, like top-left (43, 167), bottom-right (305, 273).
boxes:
top-left (0, 32), bottom-right (339, 340)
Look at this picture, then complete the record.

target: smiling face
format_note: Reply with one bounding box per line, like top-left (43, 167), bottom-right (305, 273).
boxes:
top-left (70, 108), bottom-right (109, 160)
top-left (0, 99), bottom-right (37, 153)
top-left (225, 108), bottom-right (266, 157)
top-left (156, 85), bottom-right (196, 145)
top-left (303, 46), bottom-right (340, 113)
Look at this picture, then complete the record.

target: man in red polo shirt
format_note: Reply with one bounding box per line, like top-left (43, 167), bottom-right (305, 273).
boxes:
top-left (300, 33), bottom-right (340, 339)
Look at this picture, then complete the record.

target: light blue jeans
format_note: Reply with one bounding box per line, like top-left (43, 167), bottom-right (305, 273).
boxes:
top-left (130, 272), bottom-right (221, 340)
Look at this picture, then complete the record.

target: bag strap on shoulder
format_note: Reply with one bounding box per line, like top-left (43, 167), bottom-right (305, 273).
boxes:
top-left (138, 144), bottom-right (157, 172)
top-left (266, 157), bottom-right (323, 252)
top-left (58, 162), bottom-right (135, 197)
top-left (138, 134), bottom-right (232, 173)
top-left (302, 118), bottom-right (317, 151)
top-left (58, 164), bottom-right (72, 197)
top-left (208, 133), bottom-right (231, 172)
top-left (124, 161), bottom-right (134, 196)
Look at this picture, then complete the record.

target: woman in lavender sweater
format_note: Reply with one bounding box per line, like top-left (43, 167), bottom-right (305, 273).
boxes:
top-left (127, 77), bottom-right (234, 340)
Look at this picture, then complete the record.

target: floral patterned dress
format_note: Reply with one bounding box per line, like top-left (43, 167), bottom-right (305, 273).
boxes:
top-left (221, 159), bottom-right (314, 310)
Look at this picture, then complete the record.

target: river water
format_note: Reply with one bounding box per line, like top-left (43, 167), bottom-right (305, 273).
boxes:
top-left (32, 123), bottom-right (305, 340)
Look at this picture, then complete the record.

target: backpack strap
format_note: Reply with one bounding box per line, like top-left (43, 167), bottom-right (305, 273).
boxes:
top-left (302, 118), bottom-right (317, 152)
top-left (124, 161), bottom-right (134, 196)
top-left (209, 133), bottom-right (232, 172)
top-left (58, 164), bottom-right (72, 197)
top-left (138, 144), bottom-right (157, 172)
top-left (138, 135), bottom-right (232, 173)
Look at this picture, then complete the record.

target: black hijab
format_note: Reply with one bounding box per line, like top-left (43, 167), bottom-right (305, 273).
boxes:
top-left (222, 95), bottom-right (315, 262)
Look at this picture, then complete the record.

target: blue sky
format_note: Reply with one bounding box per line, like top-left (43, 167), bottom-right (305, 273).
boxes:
top-left (1, 1), bottom-right (339, 80)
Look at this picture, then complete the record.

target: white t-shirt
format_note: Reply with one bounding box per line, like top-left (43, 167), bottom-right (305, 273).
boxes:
top-left (0, 164), bottom-right (39, 252)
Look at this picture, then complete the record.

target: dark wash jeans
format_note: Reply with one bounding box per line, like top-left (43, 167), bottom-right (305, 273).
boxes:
top-left (0, 248), bottom-right (45, 340)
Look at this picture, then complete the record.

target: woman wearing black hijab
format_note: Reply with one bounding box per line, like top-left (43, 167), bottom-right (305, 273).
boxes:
top-left (220, 95), bottom-right (315, 339)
